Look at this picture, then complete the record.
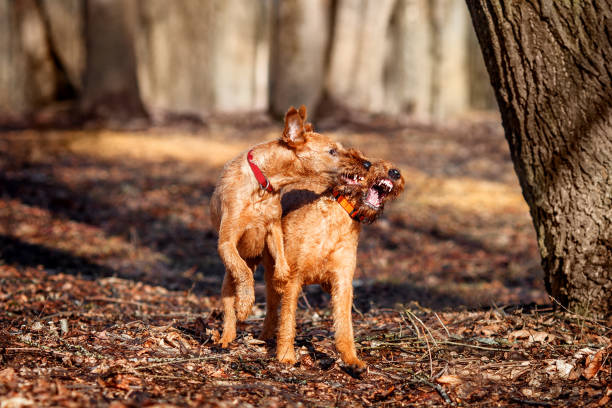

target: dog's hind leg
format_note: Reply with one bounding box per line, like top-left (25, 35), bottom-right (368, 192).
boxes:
top-left (260, 250), bottom-right (281, 340)
top-left (330, 261), bottom-right (367, 371)
top-left (219, 271), bottom-right (237, 346)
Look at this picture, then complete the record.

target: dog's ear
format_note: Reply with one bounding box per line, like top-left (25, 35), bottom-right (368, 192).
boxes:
top-left (282, 106), bottom-right (306, 147)
top-left (298, 105), bottom-right (307, 121)
top-left (304, 122), bottom-right (313, 133)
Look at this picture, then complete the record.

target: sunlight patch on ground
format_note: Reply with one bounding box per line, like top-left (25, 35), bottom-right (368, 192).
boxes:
top-left (64, 130), bottom-right (528, 215)
top-left (399, 167), bottom-right (528, 215)
top-left (69, 131), bottom-right (251, 167)
top-left (0, 198), bottom-right (168, 273)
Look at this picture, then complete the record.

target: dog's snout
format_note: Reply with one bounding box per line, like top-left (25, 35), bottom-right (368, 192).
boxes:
top-left (389, 168), bottom-right (401, 180)
top-left (363, 161), bottom-right (371, 170)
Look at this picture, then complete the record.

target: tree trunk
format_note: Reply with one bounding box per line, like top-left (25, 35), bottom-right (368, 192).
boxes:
top-left (136, 0), bottom-right (267, 117)
top-left (0, 0), bottom-right (59, 115)
top-left (465, 18), bottom-right (496, 111)
top-left (429, 0), bottom-right (470, 120)
top-left (385, 0), bottom-right (433, 118)
top-left (39, 0), bottom-right (85, 93)
top-left (326, 0), bottom-right (395, 113)
top-left (466, 0), bottom-right (612, 317)
top-left (269, 0), bottom-right (331, 117)
top-left (81, 0), bottom-right (147, 120)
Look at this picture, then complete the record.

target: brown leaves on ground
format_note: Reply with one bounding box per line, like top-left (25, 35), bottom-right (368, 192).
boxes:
top-left (0, 117), bottom-right (609, 406)
top-left (1, 266), bottom-right (610, 407)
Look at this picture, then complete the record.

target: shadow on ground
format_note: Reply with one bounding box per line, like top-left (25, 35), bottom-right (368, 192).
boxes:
top-left (0, 124), bottom-right (545, 310)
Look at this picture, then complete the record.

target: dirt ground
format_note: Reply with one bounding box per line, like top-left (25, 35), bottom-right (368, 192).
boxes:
top-left (1, 116), bottom-right (610, 407)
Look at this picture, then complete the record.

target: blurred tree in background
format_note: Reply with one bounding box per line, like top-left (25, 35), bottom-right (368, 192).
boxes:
top-left (466, 0), bottom-right (612, 318)
top-left (0, 0), bottom-right (496, 124)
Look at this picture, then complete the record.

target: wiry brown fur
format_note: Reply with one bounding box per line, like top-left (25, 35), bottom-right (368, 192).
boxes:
top-left (210, 106), bottom-right (358, 347)
top-left (261, 152), bottom-right (405, 371)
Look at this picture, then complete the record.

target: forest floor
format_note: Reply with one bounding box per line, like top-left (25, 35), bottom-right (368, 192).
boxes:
top-left (0, 115), bottom-right (610, 407)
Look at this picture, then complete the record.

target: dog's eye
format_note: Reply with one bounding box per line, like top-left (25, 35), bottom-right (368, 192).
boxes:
top-left (363, 161), bottom-right (371, 170)
top-left (329, 148), bottom-right (337, 156)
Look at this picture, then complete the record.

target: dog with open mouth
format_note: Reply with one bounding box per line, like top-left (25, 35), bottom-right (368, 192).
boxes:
top-left (260, 149), bottom-right (405, 371)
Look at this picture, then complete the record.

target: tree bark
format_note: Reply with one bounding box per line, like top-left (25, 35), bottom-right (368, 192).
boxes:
top-left (81, 0), bottom-right (147, 120)
top-left (0, 0), bottom-right (59, 115)
top-left (326, 0), bottom-right (396, 112)
top-left (136, 0), bottom-right (267, 117)
top-left (39, 0), bottom-right (85, 92)
top-left (385, 0), bottom-right (433, 118)
top-left (269, 0), bottom-right (331, 117)
top-left (429, 0), bottom-right (470, 120)
top-left (466, 0), bottom-right (612, 317)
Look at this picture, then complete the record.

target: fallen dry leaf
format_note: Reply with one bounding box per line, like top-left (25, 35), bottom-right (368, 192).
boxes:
top-left (545, 359), bottom-right (574, 379)
top-left (0, 397), bottom-right (35, 408)
top-left (436, 374), bottom-right (463, 386)
top-left (507, 329), bottom-right (555, 344)
top-left (598, 384), bottom-right (612, 406)
top-left (584, 348), bottom-right (606, 380)
top-left (0, 367), bottom-right (16, 384)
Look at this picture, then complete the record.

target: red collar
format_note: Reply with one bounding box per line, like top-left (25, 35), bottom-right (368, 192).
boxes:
top-left (247, 150), bottom-right (274, 192)
top-left (332, 189), bottom-right (366, 222)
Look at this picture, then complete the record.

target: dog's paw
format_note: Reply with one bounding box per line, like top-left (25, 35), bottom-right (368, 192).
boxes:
top-left (341, 359), bottom-right (367, 378)
top-left (341, 357), bottom-right (367, 377)
top-left (259, 328), bottom-right (276, 341)
top-left (277, 347), bottom-right (297, 365)
top-left (217, 331), bottom-right (236, 348)
top-left (234, 284), bottom-right (255, 321)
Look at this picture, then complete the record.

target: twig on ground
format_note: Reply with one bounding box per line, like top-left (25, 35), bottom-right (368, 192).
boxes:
top-left (406, 311), bottom-right (434, 377)
top-left (440, 340), bottom-right (509, 352)
top-left (86, 296), bottom-right (150, 308)
top-left (434, 312), bottom-right (451, 338)
top-left (300, 291), bottom-right (313, 312)
top-left (421, 378), bottom-right (454, 406)
top-left (352, 302), bottom-right (364, 319)
top-left (135, 356), bottom-right (218, 371)
top-left (407, 310), bottom-right (439, 348)
top-left (549, 296), bottom-right (610, 330)
top-left (403, 311), bottom-right (422, 339)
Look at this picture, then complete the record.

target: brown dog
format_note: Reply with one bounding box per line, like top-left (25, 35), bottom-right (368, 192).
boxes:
top-left (210, 106), bottom-right (356, 346)
top-left (260, 152), bottom-right (405, 370)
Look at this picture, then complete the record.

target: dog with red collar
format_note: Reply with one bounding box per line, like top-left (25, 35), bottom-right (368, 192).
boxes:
top-left (210, 106), bottom-right (362, 347)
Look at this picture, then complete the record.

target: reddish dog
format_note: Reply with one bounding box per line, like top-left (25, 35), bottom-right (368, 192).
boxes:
top-left (261, 151), bottom-right (405, 370)
top-left (210, 106), bottom-right (358, 346)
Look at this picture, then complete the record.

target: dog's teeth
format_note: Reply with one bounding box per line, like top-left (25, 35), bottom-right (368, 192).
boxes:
top-left (376, 179), bottom-right (393, 192)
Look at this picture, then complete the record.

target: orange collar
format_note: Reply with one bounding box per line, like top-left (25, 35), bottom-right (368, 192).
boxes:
top-left (332, 189), bottom-right (366, 222)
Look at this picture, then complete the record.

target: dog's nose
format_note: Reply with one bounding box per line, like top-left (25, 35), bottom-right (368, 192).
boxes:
top-left (389, 168), bottom-right (401, 180)
top-left (363, 161), bottom-right (371, 170)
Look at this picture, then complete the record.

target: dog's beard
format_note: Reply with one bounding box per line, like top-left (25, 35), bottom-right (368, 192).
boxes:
top-left (333, 176), bottom-right (402, 223)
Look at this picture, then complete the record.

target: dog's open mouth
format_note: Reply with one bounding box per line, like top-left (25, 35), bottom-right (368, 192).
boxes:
top-left (342, 173), bottom-right (364, 185)
top-left (364, 179), bottom-right (393, 209)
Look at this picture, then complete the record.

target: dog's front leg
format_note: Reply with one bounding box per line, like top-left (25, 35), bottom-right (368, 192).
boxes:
top-left (265, 220), bottom-right (290, 282)
top-left (331, 269), bottom-right (367, 371)
top-left (276, 277), bottom-right (301, 364)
